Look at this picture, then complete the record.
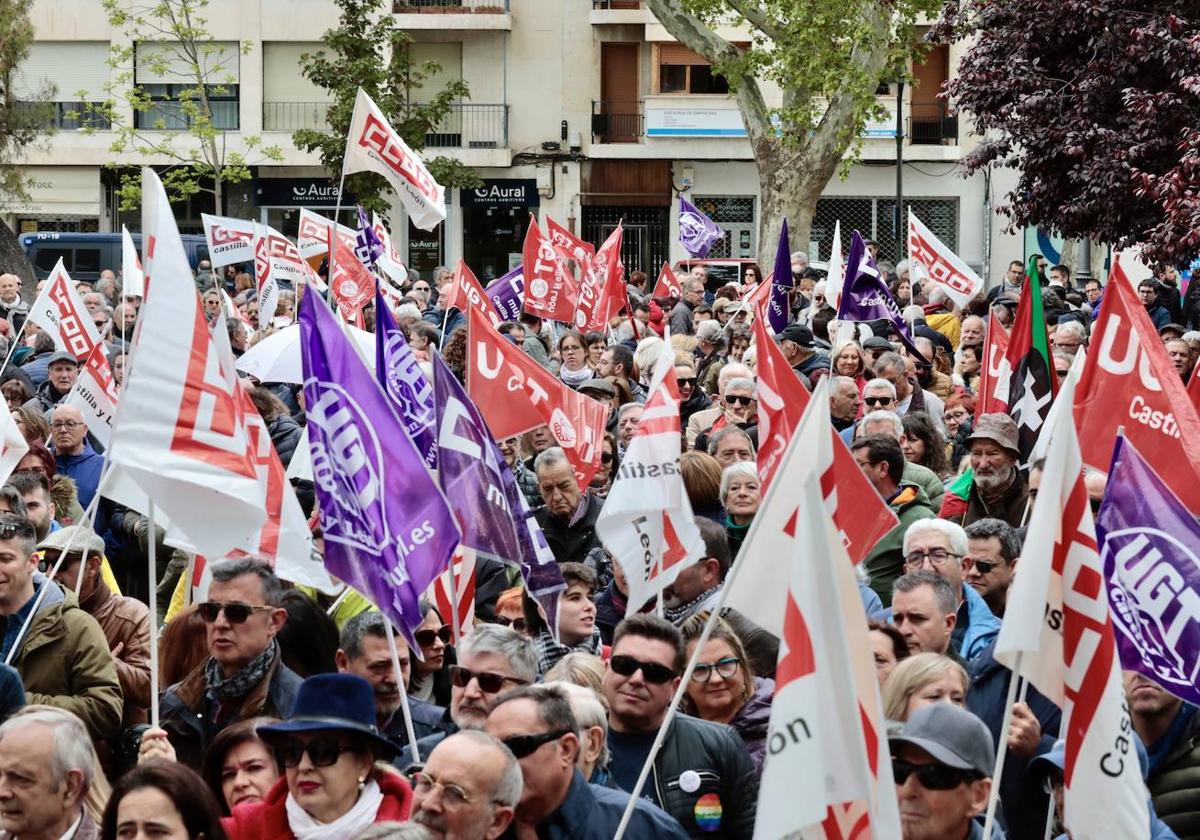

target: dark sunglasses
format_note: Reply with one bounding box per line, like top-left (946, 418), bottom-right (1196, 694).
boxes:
top-left (273, 735), bottom-right (357, 769)
top-left (197, 601), bottom-right (274, 624)
top-left (892, 759), bottom-right (979, 790)
top-left (449, 665), bottom-right (528, 694)
top-left (678, 377), bottom-right (697, 387)
top-left (495, 616), bottom-right (527, 633)
top-left (502, 729), bottom-right (572, 759)
top-left (725, 395), bottom-right (756, 407)
top-left (970, 558), bottom-right (1003, 575)
top-left (414, 625), bottom-right (454, 647)
top-left (863, 396), bottom-right (894, 407)
top-left (610, 654), bottom-right (677, 685)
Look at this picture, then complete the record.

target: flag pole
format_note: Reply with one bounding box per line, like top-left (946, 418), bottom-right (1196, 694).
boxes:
top-left (382, 618), bottom-right (421, 767)
top-left (325, 584), bottom-right (353, 617)
top-left (445, 551), bottom-right (462, 647)
top-left (148, 500), bottom-right (160, 727)
top-left (981, 650), bottom-right (1023, 839)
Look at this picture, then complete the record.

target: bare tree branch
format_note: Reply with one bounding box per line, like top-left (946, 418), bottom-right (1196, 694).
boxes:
top-left (724, 0), bottom-right (786, 42)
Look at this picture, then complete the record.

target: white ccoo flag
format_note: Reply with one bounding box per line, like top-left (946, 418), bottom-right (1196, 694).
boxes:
top-left (121, 226), bottom-right (145, 299)
top-left (26, 260), bottom-right (102, 359)
top-left (907, 210), bottom-right (983, 308)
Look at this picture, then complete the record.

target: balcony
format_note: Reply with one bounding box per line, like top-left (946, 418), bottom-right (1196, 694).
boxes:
top-left (908, 102), bottom-right (958, 145)
top-left (393, 0), bottom-right (511, 29)
top-left (16, 101), bottom-right (111, 131)
top-left (263, 101), bottom-right (333, 132)
top-left (590, 0), bottom-right (646, 24)
top-left (591, 101), bottom-right (644, 143)
top-left (425, 104), bottom-right (508, 149)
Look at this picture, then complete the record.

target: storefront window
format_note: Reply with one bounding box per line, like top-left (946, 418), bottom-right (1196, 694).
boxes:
top-left (463, 206), bottom-right (527, 282)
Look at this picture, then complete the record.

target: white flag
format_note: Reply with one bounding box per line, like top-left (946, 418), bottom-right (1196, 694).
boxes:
top-left (109, 168), bottom-right (266, 559)
top-left (995, 371), bottom-right (1149, 839)
top-left (252, 224), bottom-right (280, 329)
top-left (826, 220), bottom-right (843, 310)
top-left (26, 260), bottom-right (102, 359)
top-left (431, 548), bottom-right (476, 639)
top-left (595, 346), bottom-right (704, 615)
top-left (907, 211), bottom-right (983, 308)
top-left (371, 212), bottom-right (408, 286)
top-left (64, 344), bottom-right (120, 448)
top-left (0, 396), bottom-right (28, 486)
top-left (121, 226), bottom-right (145, 299)
top-left (343, 88), bottom-right (446, 231)
top-left (201, 213), bottom-right (256, 267)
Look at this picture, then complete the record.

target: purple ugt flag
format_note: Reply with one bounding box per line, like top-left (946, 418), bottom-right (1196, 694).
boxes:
top-left (355, 205), bottom-right (385, 268)
top-left (678, 196), bottom-right (722, 258)
top-left (300, 291), bottom-right (461, 649)
top-left (1097, 436), bottom-right (1200, 706)
top-left (836, 230), bottom-right (928, 363)
top-left (375, 287), bottom-right (437, 470)
top-left (484, 266), bottom-right (524, 322)
top-left (767, 219), bottom-right (792, 333)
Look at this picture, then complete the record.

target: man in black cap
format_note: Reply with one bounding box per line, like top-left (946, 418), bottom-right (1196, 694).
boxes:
top-left (778, 323), bottom-right (830, 382)
top-left (890, 703), bottom-right (995, 840)
top-left (25, 351), bottom-right (79, 414)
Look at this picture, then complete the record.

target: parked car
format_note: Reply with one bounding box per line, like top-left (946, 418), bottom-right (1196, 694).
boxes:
top-left (20, 232), bottom-right (210, 281)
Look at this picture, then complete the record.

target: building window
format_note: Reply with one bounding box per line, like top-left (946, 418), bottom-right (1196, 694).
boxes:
top-left (136, 84), bottom-right (239, 130)
top-left (690, 195), bottom-right (755, 259)
top-left (134, 42), bottom-right (240, 131)
top-left (656, 45), bottom-right (730, 95)
top-left (812, 197), bottom-right (958, 266)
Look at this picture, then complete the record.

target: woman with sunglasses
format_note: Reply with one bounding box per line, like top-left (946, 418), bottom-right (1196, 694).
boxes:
top-left (587, 433), bottom-right (620, 499)
top-left (493, 587), bottom-right (529, 635)
top-left (679, 614), bottom-right (774, 773)
top-left (720, 462), bottom-right (761, 560)
top-left (223, 674), bottom-right (412, 839)
top-left (409, 603), bottom-right (454, 707)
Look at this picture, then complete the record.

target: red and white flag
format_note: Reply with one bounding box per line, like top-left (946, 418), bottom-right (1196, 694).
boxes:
top-left (121, 226), bottom-right (145, 299)
top-left (27, 260), bottom-right (102, 359)
top-left (297, 209), bottom-right (342, 260)
top-left (974, 311), bottom-right (1011, 419)
top-left (752, 309), bottom-right (896, 564)
top-left (65, 344), bottom-right (120, 447)
top-left (996, 368), bottom-right (1149, 839)
top-left (596, 345), bottom-right (705, 615)
top-left (907, 210), bottom-right (983, 308)
top-left (371, 212), bottom-right (407, 285)
top-left (546, 217), bottom-right (595, 264)
top-left (466, 305), bottom-right (609, 486)
top-left (201, 213), bottom-right (255, 267)
top-left (328, 229), bottom-right (375, 324)
top-left (109, 168), bottom-right (265, 559)
top-left (651, 262), bottom-right (682, 301)
top-left (253, 224), bottom-right (280, 329)
top-left (1188, 363), bottom-right (1200, 415)
top-left (343, 88), bottom-right (446, 231)
top-left (573, 224), bottom-right (623, 333)
top-left (522, 216), bottom-right (580, 322)
top-left (826, 220), bottom-right (844, 310)
top-left (431, 548), bottom-right (476, 639)
top-left (447, 259), bottom-right (502, 328)
top-left (0, 395), bottom-right (28, 486)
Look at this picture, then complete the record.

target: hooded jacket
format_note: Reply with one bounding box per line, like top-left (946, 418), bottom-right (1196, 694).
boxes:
top-left (863, 482), bottom-right (937, 606)
top-left (729, 677), bottom-right (774, 773)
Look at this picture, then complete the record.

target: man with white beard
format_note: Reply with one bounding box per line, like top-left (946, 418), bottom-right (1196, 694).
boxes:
top-left (944, 414), bottom-right (1029, 529)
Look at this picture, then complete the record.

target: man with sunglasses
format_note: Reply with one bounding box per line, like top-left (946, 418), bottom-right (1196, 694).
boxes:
top-left (158, 558), bottom-right (297, 770)
top-left (839, 378), bottom-right (897, 444)
top-left (693, 377), bottom-right (758, 454)
top-left (603, 615), bottom-right (757, 838)
top-left (533, 448), bottom-right (604, 566)
top-left (890, 702), bottom-right (996, 840)
top-left (685, 363), bottom-right (752, 449)
top-left (963, 518), bottom-right (1021, 619)
top-left (485, 684), bottom-right (689, 839)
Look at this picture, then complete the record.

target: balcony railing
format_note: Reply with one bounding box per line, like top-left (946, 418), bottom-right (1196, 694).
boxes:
top-left (16, 101), bottom-right (111, 130)
top-left (592, 0), bottom-right (642, 7)
top-left (908, 102), bottom-right (958, 145)
top-left (591, 100), bottom-right (644, 143)
top-left (425, 104), bottom-right (508, 149)
top-left (263, 101), bottom-right (333, 131)
top-left (135, 100), bottom-right (239, 131)
top-left (393, 0), bottom-right (509, 11)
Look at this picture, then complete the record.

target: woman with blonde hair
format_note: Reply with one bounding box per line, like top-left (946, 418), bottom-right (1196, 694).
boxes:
top-left (680, 450), bottom-right (724, 523)
top-left (881, 652), bottom-right (969, 722)
top-left (543, 652), bottom-right (606, 695)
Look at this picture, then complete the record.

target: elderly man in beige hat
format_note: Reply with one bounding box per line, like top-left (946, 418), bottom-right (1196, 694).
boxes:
top-left (947, 413), bottom-right (1029, 529)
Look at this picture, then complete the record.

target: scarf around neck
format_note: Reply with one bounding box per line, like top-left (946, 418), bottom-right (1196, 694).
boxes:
top-left (205, 637), bottom-right (279, 701)
top-left (664, 584), bottom-right (723, 624)
top-left (285, 778), bottom-right (384, 840)
top-left (560, 363), bottom-right (594, 388)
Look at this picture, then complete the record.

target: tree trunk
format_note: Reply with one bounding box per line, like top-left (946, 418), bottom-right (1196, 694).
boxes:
top-left (756, 143), bottom-right (826, 276)
top-left (0, 220), bottom-right (37, 291)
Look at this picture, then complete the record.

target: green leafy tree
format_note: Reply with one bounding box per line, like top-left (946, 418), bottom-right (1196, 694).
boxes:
top-left (293, 0), bottom-right (482, 214)
top-left (0, 0), bottom-right (55, 204)
top-left (93, 0), bottom-right (283, 211)
top-left (645, 0), bottom-right (940, 268)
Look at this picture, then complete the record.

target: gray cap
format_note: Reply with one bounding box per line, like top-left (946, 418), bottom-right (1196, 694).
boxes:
top-left (47, 350), bottom-right (80, 367)
top-left (966, 413), bottom-right (1020, 457)
top-left (577, 379), bottom-right (616, 398)
top-left (862, 336), bottom-right (895, 351)
top-left (889, 703), bottom-right (995, 776)
top-left (37, 525), bottom-right (105, 558)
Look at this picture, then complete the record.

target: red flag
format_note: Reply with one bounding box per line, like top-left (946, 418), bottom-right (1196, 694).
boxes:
top-left (974, 311), bottom-right (1011, 420)
top-left (328, 232), bottom-right (374, 322)
top-left (447, 259), bottom-right (502, 327)
top-left (573, 224), bottom-right (623, 333)
top-left (1189, 363), bottom-right (1200, 415)
top-left (546, 216), bottom-right (595, 263)
top-left (1075, 257), bottom-right (1200, 511)
top-left (522, 216), bottom-right (580, 322)
top-left (466, 306), bottom-right (609, 486)
top-left (432, 548), bottom-right (476, 638)
top-left (651, 262), bottom-right (682, 301)
top-left (752, 311), bottom-right (897, 565)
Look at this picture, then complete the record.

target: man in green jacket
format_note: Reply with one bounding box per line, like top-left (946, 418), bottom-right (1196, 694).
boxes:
top-left (0, 513), bottom-right (121, 743)
top-left (852, 434), bottom-right (937, 606)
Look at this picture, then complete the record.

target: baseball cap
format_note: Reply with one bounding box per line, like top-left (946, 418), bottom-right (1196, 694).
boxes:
top-left (1159, 323), bottom-right (1186, 340)
top-left (37, 525), bottom-right (105, 558)
top-left (889, 703), bottom-right (995, 776)
top-left (966, 413), bottom-right (1020, 457)
top-left (47, 351), bottom-right (79, 367)
top-left (778, 324), bottom-right (815, 348)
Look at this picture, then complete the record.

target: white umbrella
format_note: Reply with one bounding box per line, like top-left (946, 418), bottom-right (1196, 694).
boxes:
top-left (235, 323), bottom-right (375, 384)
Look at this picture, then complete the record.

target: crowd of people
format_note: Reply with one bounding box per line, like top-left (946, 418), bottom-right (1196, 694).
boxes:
top-left (0, 246), bottom-right (1192, 840)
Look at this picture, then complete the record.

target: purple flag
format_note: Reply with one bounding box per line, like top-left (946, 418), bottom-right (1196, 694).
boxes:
top-left (836, 230), bottom-right (927, 362)
top-left (678, 196), bottom-right (722, 258)
top-left (767, 218), bottom-right (791, 333)
top-left (484, 266), bottom-right (524, 322)
top-left (375, 287), bottom-right (437, 470)
top-left (300, 291), bottom-right (461, 648)
top-left (1098, 436), bottom-right (1200, 706)
top-left (355, 205), bottom-right (385, 268)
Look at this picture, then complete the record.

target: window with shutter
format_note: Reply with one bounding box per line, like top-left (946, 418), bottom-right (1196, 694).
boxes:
top-left (14, 43), bottom-right (110, 101)
top-left (655, 43), bottom-right (731, 95)
top-left (135, 42), bottom-right (240, 130)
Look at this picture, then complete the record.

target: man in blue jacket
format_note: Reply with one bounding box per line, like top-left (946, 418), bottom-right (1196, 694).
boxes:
top-left (50, 405), bottom-right (104, 510)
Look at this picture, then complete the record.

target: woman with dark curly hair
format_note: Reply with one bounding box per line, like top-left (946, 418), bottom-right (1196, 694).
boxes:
top-left (901, 411), bottom-right (951, 481)
top-left (440, 327), bottom-right (467, 383)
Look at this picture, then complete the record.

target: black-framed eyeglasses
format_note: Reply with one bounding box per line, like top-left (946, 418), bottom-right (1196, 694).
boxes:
top-left (609, 654), bottom-right (677, 685)
top-left (273, 735), bottom-right (357, 769)
top-left (690, 656), bottom-right (741, 683)
top-left (414, 625), bottom-right (453, 648)
top-left (892, 758), bottom-right (980, 790)
top-left (904, 549), bottom-right (960, 570)
top-left (863, 396), bottom-right (893, 407)
top-left (726, 395), bottom-right (756, 407)
top-left (196, 601), bottom-right (275, 624)
top-left (448, 665), bottom-right (529, 694)
top-left (494, 615), bottom-right (527, 633)
top-left (502, 728), bottom-right (572, 760)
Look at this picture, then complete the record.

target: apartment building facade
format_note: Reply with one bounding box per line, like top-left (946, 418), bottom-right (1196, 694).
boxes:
top-left (12, 0), bottom-right (1025, 283)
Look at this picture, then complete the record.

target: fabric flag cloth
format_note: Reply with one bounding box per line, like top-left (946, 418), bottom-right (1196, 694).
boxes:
top-left (836, 231), bottom-right (927, 363)
top-left (253, 224), bottom-right (280, 329)
top-left (1189, 363), bottom-right (1200, 415)
top-left (522, 216), bottom-right (579, 322)
top-left (448, 260), bottom-right (503, 328)
top-left (752, 312), bottom-right (897, 565)
top-left (678, 195), bottom-right (722, 258)
top-left (1075, 256), bottom-right (1200, 513)
top-left (974, 312), bottom-right (1012, 419)
top-left (766, 220), bottom-right (791, 334)
top-left (201, 213), bottom-right (255, 266)
top-left (299, 290), bottom-right (461, 647)
top-left (573, 224), bottom-right (623, 333)
top-left (370, 212), bottom-right (407, 287)
top-left (825, 220), bottom-right (843, 311)
top-left (484, 266), bottom-right (524, 322)
top-left (374, 288), bottom-right (437, 470)
top-left (26, 260), bottom-right (103, 359)
top-left (121, 226), bottom-right (145, 299)
top-left (465, 305), bottom-right (609, 487)
top-left (328, 230), bottom-right (376, 323)
top-left (546, 217), bottom-right (595, 264)
top-left (431, 548), bottom-right (476, 640)
top-left (431, 352), bottom-right (525, 564)
top-left (355, 205), bottom-right (386, 269)
top-left (1098, 436), bottom-right (1200, 706)
top-left (0, 394), bottom-right (28, 487)
top-left (65, 344), bottom-right (120, 448)
top-left (651, 262), bottom-right (682, 301)
top-left (596, 344), bottom-right (705, 615)
top-left (1002, 257), bottom-right (1059, 462)
top-left (297, 208), bottom-right (351, 260)
top-left (994, 369), bottom-right (1150, 840)
top-left (343, 88), bottom-right (446, 231)
top-left (907, 210), bottom-right (983, 308)
top-left (109, 168), bottom-right (265, 559)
